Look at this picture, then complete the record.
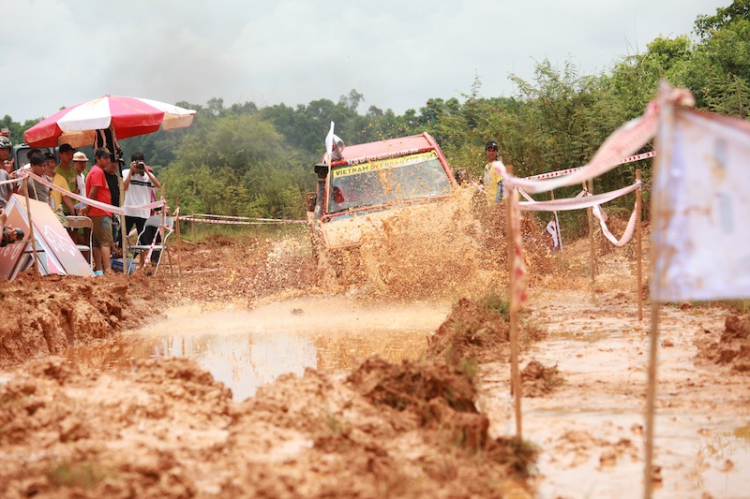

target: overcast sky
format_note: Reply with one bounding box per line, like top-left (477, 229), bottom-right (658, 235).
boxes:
top-left (1, 0), bottom-right (729, 123)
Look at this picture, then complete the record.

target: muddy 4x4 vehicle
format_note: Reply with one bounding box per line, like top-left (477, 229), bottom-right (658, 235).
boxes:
top-left (306, 132), bottom-right (459, 266)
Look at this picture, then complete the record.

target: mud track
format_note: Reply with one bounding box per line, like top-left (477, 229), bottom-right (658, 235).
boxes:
top-left (0, 223), bottom-right (747, 498)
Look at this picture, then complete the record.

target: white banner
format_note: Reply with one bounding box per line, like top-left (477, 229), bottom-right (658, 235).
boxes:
top-left (651, 106), bottom-right (750, 301)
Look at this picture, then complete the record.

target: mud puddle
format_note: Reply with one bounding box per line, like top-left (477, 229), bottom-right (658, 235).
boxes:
top-left (65, 296), bottom-right (451, 400)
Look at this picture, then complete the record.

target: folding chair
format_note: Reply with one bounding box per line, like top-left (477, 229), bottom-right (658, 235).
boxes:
top-left (65, 215), bottom-right (94, 267)
top-left (129, 215), bottom-right (174, 275)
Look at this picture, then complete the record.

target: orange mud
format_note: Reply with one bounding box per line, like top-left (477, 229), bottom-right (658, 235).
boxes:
top-left (696, 313), bottom-right (750, 373)
top-left (0, 212), bottom-right (747, 498)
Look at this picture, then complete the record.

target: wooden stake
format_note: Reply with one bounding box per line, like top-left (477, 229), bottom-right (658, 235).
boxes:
top-left (589, 179), bottom-right (598, 276)
top-left (636, 169), bottom-right (643, 321)
top-left (505, 165), bottom-right (523, 440)
top-left (584, 181), bottom-right (596, 299)
top-left (644, 299), bottom-right (661, 499)
top-left (176, 198), bottom-right (183, 278)
top-left (23, 179), bottom-right (42, 287)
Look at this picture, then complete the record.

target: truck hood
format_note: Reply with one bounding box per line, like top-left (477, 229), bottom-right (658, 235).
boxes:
top-left (318, 197), bottom-right (458, 250)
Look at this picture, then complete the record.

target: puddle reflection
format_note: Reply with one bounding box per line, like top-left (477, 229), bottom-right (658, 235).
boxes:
top-left (65, 300), bottom-right (443, 401)
top-left (690, 422), bottom-right (750, 495)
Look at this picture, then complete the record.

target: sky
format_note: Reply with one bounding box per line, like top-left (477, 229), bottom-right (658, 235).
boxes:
top-left (1, 0), bottom-right (730, 123)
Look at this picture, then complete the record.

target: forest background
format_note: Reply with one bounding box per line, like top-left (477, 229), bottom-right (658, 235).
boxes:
top-left (1, 2), bottom-right (748, 236)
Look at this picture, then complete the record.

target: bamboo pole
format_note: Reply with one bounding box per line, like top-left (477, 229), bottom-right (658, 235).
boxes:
top-left (589, 179), bottom-right (598, 276)
top-left (644, 299), bottom-right (661, 499)
top-left (636, 169), bottom-right (643, 321)
top-left (176, 198), bottom-right (182, 278)
top-left (23, 179), bottom-right (42, 287)
top-left (584, 181), bottom-right (596, 299)
top-left (505, 164), bottom-right (522, 440)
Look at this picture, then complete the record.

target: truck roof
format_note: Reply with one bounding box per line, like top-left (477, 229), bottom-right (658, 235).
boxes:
top-left (332, 133), bottom-right (439, 166)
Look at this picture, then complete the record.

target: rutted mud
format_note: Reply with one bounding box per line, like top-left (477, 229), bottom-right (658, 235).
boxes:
top-left (696, 312), bottom-right (750, 373)
top-left (0, 212), bottom-right (747, 498)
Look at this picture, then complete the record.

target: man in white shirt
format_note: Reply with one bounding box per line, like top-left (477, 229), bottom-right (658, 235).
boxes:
top-left (123, 151), bottom-right (161, 268)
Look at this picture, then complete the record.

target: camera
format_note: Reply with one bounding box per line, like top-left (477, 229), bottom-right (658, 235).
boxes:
top-left (135, 161), bottom-right (146, 172)
top-left (0, 228), bottom-right (24, 248)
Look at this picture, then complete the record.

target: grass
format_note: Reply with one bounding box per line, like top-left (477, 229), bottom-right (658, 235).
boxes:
top-left (179, 220), bottom-right (307, 244)
top-left (482, 292), bottom-right (510, 321)
top-left (682, 300), bottom-right (750, 315)
top-left (47, 460), bottom-right (115, 489)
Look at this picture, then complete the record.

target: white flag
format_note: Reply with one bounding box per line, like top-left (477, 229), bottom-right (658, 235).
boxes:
top-left (651, 106), bottom-right (750, 301)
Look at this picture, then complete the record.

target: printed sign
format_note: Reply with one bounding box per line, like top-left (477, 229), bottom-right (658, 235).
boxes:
top-left (3, 194), bottom-right (93, 277)
top-left (0, 202), bottom-right (30, 280)
top-left (332, 151), bottom-right (437, 178)
top-left (651, 107), bottom-right (750, 301)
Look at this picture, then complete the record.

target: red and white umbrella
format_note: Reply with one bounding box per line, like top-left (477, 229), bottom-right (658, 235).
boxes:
top-left (24, 95), bottom-right (196, 148)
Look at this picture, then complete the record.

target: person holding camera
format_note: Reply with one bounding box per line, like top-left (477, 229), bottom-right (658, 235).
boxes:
top-left (123, 152), bottom-right (160, 268)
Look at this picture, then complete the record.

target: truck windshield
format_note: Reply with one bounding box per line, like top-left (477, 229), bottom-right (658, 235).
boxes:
top-left (327, 151), bottom-right (451, 214)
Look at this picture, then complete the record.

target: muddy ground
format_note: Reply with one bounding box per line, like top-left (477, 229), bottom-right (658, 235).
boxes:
top-left (0, 215), bottom-right (748, 498)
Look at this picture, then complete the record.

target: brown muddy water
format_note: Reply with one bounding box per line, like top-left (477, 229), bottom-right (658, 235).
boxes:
top-left (65, 296), bottom-right (451, 401)
top-left (478, 299), bottom-right (750, 499)
top-left (64, 291), bottom-right (749, 498)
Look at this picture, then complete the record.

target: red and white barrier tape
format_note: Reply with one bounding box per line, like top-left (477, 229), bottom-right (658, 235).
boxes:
top-left (178, 216), bottom-right (306, 225)
top-left (518, 180), bottom-right (641, 212)
top-left (19, 170), bottom-right (165, 215)
top-left (0, 176), bottom-right (22, 187)
top-left (189, 213), bottom-right (304, 223)
top-left (498, 90), bottom-right (693, 195)
top-left (523, 151), bottom-right (655, 181)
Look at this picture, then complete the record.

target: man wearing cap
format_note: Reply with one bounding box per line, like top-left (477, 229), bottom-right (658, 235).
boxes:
top-left (81, 148), bottom-right (113, 275)
top-left (482, 140), bottom-right (505, 205)
top-left (0, 136), bottom-right (13, 210)
top-left (72, 151), bottom-right (89, 199)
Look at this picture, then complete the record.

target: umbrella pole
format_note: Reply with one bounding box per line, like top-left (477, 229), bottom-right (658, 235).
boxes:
top-left (23, 179), bottom-right (42, 288)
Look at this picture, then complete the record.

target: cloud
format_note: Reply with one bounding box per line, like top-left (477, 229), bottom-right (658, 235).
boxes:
top-left (0, 0), bottom-right (726, 123)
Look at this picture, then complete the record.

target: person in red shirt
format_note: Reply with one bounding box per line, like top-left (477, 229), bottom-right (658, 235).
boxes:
top-left (81, 148), bottom-right (113, 275)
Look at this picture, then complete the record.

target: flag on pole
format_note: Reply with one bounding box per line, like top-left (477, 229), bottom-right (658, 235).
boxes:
top-left (651, 105), bottom-right (750, 301)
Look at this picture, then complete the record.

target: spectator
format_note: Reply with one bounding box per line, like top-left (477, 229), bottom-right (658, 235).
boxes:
top-left (81, 148), bottom-right (113, 276)
top-left (481, 140), bottom-right (505, 204)
top-left (0, 136), bottom-right (13, 210)
top-left (123, 152), bottom-right (161, 268)
top-left (43, 152), bottom-right (56, 179)
top-left (18, 154), bottom-right (50, 203)
top-left (22, 148), bottom-right (41, 170)
top-left (104, 153), bottom-right (124, 258)
top-left (52, 144), bottom-right (78, 215)
top-left (72, 152), bottom-right (88, 197)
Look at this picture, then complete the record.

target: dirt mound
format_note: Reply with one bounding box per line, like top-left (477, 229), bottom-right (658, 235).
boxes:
top-left (521, 360), bottom-right (563, 397)
top-left (427, 297), bottom-right (524, 365)
top-left (347, 357), bottom-right (483, 443)
top-left (0, 355), bottom-right (537, 498)
top-left (0, 357), bottom-right (232, 498)
top-left (698, 313), bottom-right (750, 373)
top-left (0, 270), bottom-right (165, 368)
